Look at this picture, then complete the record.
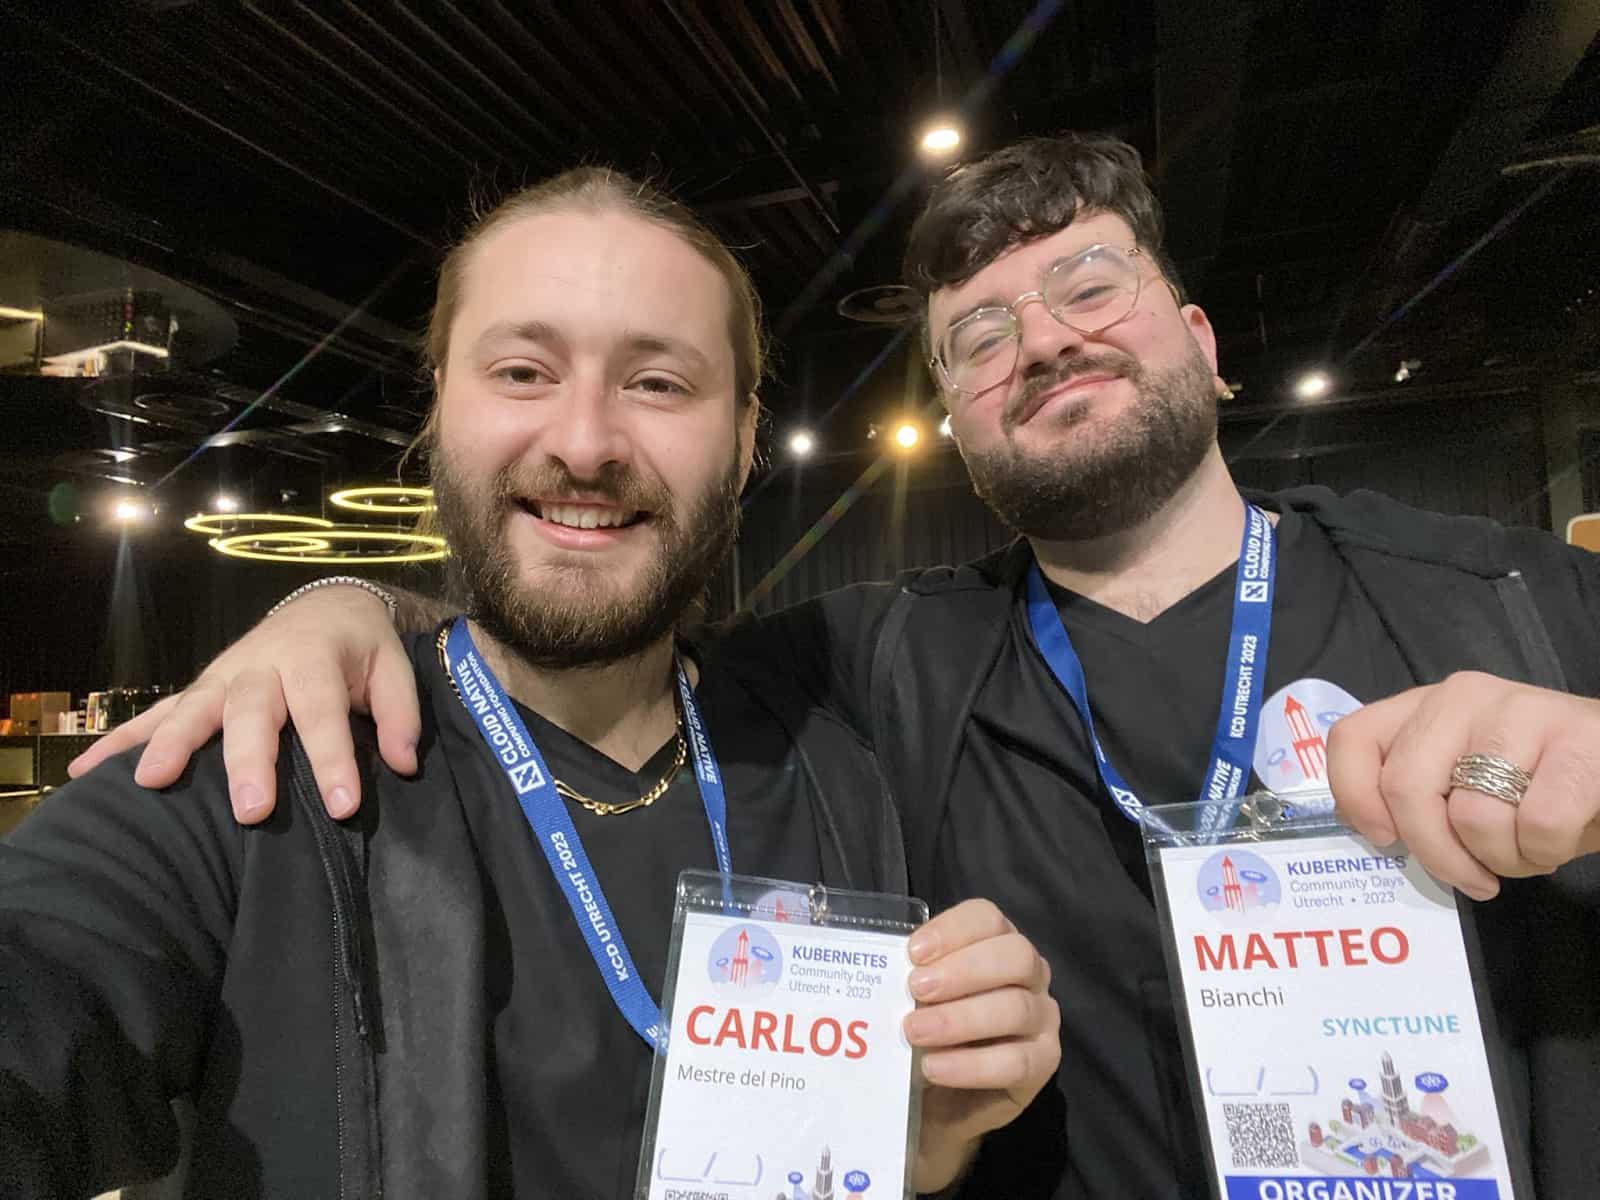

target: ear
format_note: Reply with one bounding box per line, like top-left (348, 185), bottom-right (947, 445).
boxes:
top-left (1180, 302), bottom-right (1220, 374)
top-left (735, 394), bottom-right (759, 492)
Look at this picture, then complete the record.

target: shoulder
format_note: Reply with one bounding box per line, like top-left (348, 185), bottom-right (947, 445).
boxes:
top-left (1267, 485), bottom-right (1573, 576)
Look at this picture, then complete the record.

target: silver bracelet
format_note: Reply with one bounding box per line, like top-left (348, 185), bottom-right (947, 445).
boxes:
top-left (266, 575), bottom-right (399, 622)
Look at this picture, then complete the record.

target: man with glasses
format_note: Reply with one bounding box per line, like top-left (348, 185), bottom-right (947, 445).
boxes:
top-left (77, 133), bottom-right (1600, 1197)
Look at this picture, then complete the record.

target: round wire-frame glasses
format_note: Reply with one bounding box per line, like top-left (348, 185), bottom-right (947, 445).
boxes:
top-left (931, 244), bottom-right (1177, 397)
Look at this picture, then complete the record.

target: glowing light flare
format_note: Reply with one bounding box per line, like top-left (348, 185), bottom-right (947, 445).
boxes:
top-left (213, 493), bottom-right (240, 513)
top-left (788, 430), bottom-right (817, 459)
top-left (42, 340), bottom-right (170, 365)
top-left (893, 422), bottom-right (921, 450)
top-left (1293, 371), bottom-right (1332, 401)
top-left (920, 124), bottom-right (962, 155)
top-left (0, 305), bottom-right (45, 321)
top-left (112, 499), bottom-right (147, 522)
top-left (211, 529), bottom-right (448, 565)
top-left (938, 415), bottom-right (953, 438)
top-left (329, 485), bottom-right (437, 514)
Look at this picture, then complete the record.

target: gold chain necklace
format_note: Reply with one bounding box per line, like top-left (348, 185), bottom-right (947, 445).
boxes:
top-left (436, 626), bottom-right (687, 817)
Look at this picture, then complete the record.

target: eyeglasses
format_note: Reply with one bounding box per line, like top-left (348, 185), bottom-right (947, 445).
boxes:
top-left (930, 244), bottom-right (1176, 397)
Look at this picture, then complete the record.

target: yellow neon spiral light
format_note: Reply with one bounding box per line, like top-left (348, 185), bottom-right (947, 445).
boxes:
top-left (329, 486), bottom-right (436, 514)
top-left (215, 533), bottom-right (335, 554)
top-left (211, 529), bottom-right (448, 565)
top-left (185, 512), bottom-right (335, 537)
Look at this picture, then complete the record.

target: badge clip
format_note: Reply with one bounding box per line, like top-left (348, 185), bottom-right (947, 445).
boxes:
top-left (808, 882), bottom-right (830, 927)
top-left (1237, 790), bottom-right (1286, 840)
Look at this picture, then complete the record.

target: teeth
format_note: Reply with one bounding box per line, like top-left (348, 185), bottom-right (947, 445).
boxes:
top-left (539, 504), bottom-right (632, 530)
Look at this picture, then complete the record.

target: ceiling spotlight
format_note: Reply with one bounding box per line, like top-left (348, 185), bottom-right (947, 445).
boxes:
top-left (1293, 371), bottom-right (1332, 401)
top-left (920, 122), bottom-right (962, 156)
top-left (938, 415), bottom-right (953, 438)
top-left (1394, 358), bottom-right (1421, 384)
top-left (112, 498), bottom-right (146, 522)
top-left (787, 430), bottom-right (816, 459)
top-left (213, 493), bottom-right (240, 513)
top-left (893, 421), bottom-right (921, 450)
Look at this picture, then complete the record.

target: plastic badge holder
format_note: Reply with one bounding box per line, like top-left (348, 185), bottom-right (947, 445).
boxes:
top-left (636, 869), bottom-right (928, 1200)
top-left (1138, 791), bottom-right (1533, 1200)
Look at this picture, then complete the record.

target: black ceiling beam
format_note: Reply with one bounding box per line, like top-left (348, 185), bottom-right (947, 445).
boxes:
top-left (699, 182), bottom-right (842, 214)
top-left (661, 0), bottom-right (841, 237)
top-left (1334, 0), bottom-right (1600, 349)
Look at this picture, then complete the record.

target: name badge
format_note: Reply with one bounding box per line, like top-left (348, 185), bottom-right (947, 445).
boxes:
top-left (636, 870), bottom-right (927, 1200)
top-left (1140, 795), bottom-right (1530, 1200)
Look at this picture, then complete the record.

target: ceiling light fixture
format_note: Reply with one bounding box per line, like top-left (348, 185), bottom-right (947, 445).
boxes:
top-left (112, 499), bottom-right (146, 522)
top-left (0, 305), bottom-right (45, 322)
top-left (788, 430), bottom-right (817, 459)
top-left (938, 415), bottom-right (953, 438)
top-left (1293, 371), bottom-right (1332, 401)
top-left (212, 493), bottom-right (240, 513)
top-left (920, 124), bottom-right (962, 155)
top-left (329, 485), bottom-right (437, 514)
top-left (893, 421), bottom-right (921, 450)
top-left (211, 528), bottom-right (449, 565)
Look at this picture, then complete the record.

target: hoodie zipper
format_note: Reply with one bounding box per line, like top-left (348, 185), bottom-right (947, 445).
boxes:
top-left (287, 737), bottom-right (377, 1199)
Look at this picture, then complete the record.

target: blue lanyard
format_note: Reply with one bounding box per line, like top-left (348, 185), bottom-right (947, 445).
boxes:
top-left (444, 617), bottom-right (731, 1050)
top-left (1025, 503), bottom-right (1276, 836)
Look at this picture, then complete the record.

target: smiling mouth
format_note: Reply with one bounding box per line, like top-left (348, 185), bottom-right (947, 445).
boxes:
top-left (1017, 373), bottom-right (1120, 424)
top-left (518, 499), bottom-right (650, 530)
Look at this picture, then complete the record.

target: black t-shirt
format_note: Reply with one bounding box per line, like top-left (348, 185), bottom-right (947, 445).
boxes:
top-left (428, 640), bottom-right (821, 1199)
top-left (928, 504), bottom-right (1416, 1197)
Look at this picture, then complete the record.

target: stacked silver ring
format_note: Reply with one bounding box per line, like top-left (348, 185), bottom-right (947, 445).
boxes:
top-left (1449, 753), bottom-right (1533, 807)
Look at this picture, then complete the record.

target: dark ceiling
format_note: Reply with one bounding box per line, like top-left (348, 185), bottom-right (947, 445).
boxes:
top-left (1, 0), bottom-right (1598, 561)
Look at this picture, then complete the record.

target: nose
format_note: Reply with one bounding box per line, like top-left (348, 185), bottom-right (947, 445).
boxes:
top-left (1013, 293), bottom-right (1087, 381)
top-left (537, 372), bottom-right (631, 481)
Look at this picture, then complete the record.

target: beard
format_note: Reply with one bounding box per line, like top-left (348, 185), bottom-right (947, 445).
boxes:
top-left (960, 340), bottom-right (1219, 542)
top-left (430, 445), bottom-right (742, 670)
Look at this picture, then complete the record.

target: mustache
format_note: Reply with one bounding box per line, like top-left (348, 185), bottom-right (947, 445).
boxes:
top-left (488, 460), bottom-right (670, 513)
top-left (1002, 351), bottom-right (1141, 430)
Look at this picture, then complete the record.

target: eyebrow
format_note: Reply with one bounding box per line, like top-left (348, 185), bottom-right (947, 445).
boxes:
top-left (470, 320), bottom-right (710, 370)
top-left (471, 320), bottom-right (566, 356)
top-left (938, 295), bottom-right (1010, 337)
top-left (935, 242), bottom-right (1120, 336)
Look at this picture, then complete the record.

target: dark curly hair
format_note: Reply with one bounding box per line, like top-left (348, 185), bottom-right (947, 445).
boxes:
top-left (903, 133), bottom-right (1184, 303)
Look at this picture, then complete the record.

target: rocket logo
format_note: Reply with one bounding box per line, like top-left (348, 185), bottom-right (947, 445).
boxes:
top-left (1196, 848), bottom-right (1281, 917)
top-left (707, 923), bottom-right (783, 995)
top-left (1252, 678), bottom-right (1362, 793)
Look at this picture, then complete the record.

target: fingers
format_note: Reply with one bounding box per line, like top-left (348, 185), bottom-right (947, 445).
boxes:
top-left (905, 985), bottom-right (1052, 1050)
top-left (367, 640), bottom-right (423, 777)
top-left (1512, 733), bottom-right (1600, 869)
top-left (220, 667), bottom-right (289, 824)
top-left (1444, 690), bottom-right (1548, 878)
top-left (909, 928), bottom-right (1043, 1006)
top-left (1366, 675), bottom-right (1503, 900)
top-left (907, 897), bottom-right (1013, 967)
top-left (68, 697), bottom-right (178, 779)
top-left (132, 681), bottom-right (228, 789)
top-left (918, 1026), bottom-right (1058, 1091)
top-left (1328, 689), bottom-right (1424, 846)
top-left (279, 657), bottom-right (362, 819)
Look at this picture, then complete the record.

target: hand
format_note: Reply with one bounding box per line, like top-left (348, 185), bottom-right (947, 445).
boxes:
top-left (902, 898), bottom-right (1060, 1192)
top-left (67, 584), bottom-right (422, 823)
top-left (1328, 672), bottom-right (1600, 900)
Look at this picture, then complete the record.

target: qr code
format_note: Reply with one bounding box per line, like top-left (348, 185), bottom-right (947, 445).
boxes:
top-left (1224, 1101), bottom-right (1298, 1169)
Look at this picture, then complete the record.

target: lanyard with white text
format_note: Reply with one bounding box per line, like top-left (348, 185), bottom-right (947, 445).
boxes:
top-left (444, 617), bottom-right (731, 1050)
top-left (1025, 503), bottom-right (1276, 837)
